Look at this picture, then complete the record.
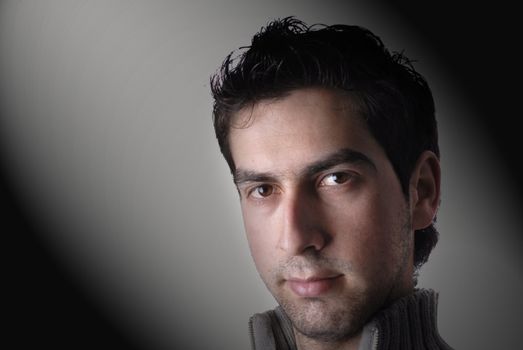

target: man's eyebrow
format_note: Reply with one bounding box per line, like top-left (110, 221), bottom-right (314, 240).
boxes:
top-left (233, 170), bottom-right (281, 186)
top-left (302, 148), bottom-right (376, 177)
top-left (233, 148), bottom-right (376, 186)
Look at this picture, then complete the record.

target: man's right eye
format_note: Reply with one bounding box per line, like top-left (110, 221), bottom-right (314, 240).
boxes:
top-left (249, 184), bottom-right (274, 199)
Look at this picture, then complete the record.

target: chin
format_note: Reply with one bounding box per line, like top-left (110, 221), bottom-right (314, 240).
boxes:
top-left (278, 290), bottom-right (378, 342)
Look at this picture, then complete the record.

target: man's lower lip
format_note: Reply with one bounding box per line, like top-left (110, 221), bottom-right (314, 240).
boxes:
top-left (287, 276), bottom-right (342, 297)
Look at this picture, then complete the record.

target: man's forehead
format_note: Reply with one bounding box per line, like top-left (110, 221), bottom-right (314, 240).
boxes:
top-left (227, 88), bottom-right (378, 176)
top-left (231, 87), bottom-right (363, 126)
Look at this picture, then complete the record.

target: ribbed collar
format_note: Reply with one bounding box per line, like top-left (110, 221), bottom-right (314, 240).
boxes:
top-left (358, 289), bottom-right (453, 350)
top-left (249, 289), bottom-right (453, 350)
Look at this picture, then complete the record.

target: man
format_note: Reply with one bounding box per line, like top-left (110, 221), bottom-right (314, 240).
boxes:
top-left (210, 17), bottom-right (452, 350)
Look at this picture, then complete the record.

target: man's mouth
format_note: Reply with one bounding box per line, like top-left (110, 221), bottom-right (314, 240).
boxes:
top-left (286, 274), bottom-right (343, 297)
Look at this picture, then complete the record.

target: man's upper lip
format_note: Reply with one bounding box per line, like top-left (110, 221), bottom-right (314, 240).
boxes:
top-left (286, 274), bottom-right (342, 282)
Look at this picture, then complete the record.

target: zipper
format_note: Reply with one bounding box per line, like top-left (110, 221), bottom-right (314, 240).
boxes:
top-left (248, 316), bottom-right (256, 350)
top-left (371, 328), bottom-right (379, 350)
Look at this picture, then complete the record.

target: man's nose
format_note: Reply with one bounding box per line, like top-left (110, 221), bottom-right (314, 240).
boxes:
top-left (278, 190), bottom-right (328, 255)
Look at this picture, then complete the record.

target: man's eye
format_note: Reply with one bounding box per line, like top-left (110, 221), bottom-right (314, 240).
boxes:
top-left (250, 184), bottom-right (274, 198)
top-left (319, 172), bottom-right (353, 186)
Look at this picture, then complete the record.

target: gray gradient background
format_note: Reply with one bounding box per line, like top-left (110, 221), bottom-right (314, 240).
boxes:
top-left (1, 1), bottom-right (522, 349)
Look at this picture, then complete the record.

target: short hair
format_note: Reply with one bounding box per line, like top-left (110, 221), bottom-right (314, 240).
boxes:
top-left (210, 16), bottom-right (439, 269)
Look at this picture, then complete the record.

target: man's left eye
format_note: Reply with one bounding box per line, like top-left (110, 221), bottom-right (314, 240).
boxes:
top-left (319, 172), bottom-right (353, 186)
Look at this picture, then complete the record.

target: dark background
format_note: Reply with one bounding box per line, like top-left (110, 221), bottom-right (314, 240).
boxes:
top-left (392, 0), bottom-right (521, 193)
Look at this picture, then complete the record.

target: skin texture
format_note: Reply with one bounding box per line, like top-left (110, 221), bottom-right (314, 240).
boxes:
top-left (229, 88), bottom-right (440, 350)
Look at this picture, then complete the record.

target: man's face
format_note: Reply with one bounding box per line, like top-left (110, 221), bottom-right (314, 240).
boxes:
top-left (229, 88), bottom-right (415, 341)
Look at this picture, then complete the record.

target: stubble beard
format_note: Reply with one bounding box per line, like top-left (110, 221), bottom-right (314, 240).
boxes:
top-left (270, 261), bottom-right (384, 343)
top-left (282, 292), bottom-right (375, 343)
top-left (264, 211), bottom-right (413, 343)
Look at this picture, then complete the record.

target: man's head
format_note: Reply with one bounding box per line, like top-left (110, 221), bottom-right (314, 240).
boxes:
top-left (210, 17), bottom-right (440, 343)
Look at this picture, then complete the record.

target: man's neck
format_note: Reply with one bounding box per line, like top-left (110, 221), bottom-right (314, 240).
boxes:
top-left (294, 329), bottom-right (362, 350)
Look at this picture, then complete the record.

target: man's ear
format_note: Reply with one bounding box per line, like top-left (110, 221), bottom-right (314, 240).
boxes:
top-left (409, 151), bottom-right (441, 230)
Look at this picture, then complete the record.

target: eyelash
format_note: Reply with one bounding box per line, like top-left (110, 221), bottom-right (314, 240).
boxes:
top-left (247, 184), bottom-right (278, 200)
top-left (318, 171), bottom-right (355, 187)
